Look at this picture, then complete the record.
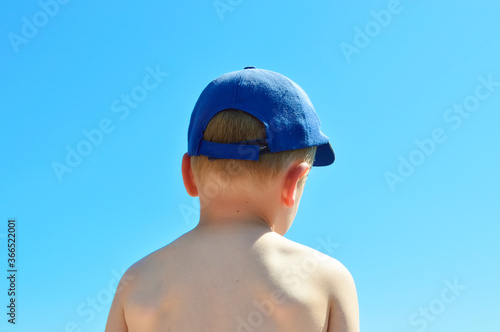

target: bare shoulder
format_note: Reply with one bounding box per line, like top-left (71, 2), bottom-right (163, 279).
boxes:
top-left (105, 250), bottom-right (158, 332)
top-left (114, 234), bottom-right (188, 302)
top-left (104, 242), bottom-right (178, 332)
top-left (274, 236), bottom-right (359, 331)
top-left (120, 234), bottom-right (186, 285)
top-left (272, 234), bottom-right (350, 274)
top-left (315, 253), bottom-right (359, 332)
top-left (268, 235), bottom-right (357, 297)
top-left (317, 254), bottom-right (357, 298)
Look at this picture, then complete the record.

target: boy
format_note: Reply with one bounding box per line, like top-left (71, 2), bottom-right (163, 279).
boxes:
top-left (105, 67), bottom-right (359, 331)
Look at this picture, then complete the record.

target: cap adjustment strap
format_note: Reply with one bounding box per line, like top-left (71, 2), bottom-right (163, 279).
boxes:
top-left (199, 139), bottom-right (269, 161)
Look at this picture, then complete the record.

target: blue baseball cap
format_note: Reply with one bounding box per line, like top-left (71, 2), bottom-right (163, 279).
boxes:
top-left (187, 67), bottom-right (335, 166)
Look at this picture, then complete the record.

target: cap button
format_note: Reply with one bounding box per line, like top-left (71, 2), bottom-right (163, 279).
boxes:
top-left (244, 66), bottom-right (256, 70)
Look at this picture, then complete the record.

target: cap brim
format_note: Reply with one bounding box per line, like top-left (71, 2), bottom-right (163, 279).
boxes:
top-left (313, 142), bottom-right (335, 166)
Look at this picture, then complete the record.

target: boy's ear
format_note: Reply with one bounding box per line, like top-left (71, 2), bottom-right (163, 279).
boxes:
top-left (281, 162), bottom-right (310, 208)
top-left (182, 153), bottom-right (199, 197)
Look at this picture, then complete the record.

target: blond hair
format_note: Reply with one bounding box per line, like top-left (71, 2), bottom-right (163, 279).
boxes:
top-left (191, 109), bottom-right (316, 193)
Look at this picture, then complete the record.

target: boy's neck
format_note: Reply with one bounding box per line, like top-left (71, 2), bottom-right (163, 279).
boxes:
top-left (196, 193), bottom-right (277, 232)
top-left (196, 216), bottom-right (272, 233)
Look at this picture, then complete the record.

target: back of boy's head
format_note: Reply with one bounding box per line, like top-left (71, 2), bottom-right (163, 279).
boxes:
top-left (191, 109), bottom-right (317, 192)
top-left (188, 67), bottom-right (334, 194)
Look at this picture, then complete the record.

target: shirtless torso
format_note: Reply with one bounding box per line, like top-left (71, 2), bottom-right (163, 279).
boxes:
top-left (105, 222), bottom-right (359, 332)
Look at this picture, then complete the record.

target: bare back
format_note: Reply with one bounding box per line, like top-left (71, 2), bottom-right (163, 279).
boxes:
top-left (107, 224), bottom-right (358, 332)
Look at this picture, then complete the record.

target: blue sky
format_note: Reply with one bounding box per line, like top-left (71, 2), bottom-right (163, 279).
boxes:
top-left (1, 0), bottom-right (499, 331)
